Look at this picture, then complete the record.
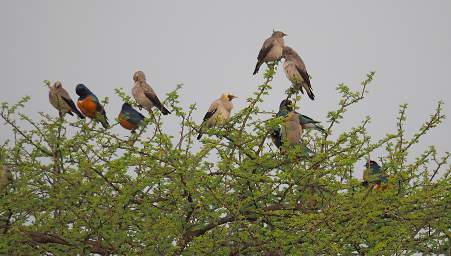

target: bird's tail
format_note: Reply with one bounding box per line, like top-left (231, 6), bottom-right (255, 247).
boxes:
top-left (314, 124), bottom-right (326, 133)
top-left (160, 105), bottom-right (171, 115)
top-left (100, 119), bottom-right (109, 129)
top-left (197, 123), bottom-right (205, 140)
top-left (303, 84), bottom-right (315, 100)
top-left (74, 108), bottom-right (85, 119)
top-left (253, 61), bottom-right (262, 75)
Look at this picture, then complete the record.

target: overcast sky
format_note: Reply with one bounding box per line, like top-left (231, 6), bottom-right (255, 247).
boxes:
top-left (0, 1), bottom-right (449, 171)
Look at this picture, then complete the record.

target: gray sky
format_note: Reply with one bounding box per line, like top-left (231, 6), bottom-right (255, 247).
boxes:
top-left (0, 1), bottom-right (450, 168)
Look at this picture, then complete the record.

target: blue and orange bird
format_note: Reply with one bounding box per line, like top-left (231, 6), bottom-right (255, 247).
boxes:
top-left (362, 160), bottom-right (389, 191)
top-left (75, 84), bottom-right (109, 128)
top-left (118, 103), bottom-right (145, 131)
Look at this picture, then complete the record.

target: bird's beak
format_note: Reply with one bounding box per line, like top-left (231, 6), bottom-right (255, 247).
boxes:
top-left (229, 95), bottom-right (237, 100)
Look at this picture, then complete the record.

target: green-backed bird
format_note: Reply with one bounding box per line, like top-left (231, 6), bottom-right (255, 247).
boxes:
top-left (363, 160), bottom-right (389, 191)
top-left (132, 71), bottom-right (171, 115)
top-left (282, 46), bottom-right (314, 100)
top-left (197, 93), bottom-right (236, 140)
top-left (49, 81), bottom-right (85, 119)
top-left (75, 84), bottom-right (109, 128)
top-left (118, 103), bottom-right (145, 131)
top-left (253, 31), bottom-right (287, 75)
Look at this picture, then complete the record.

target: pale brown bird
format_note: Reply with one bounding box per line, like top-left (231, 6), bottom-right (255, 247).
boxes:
top-left (282, 46), bottom-right (315, 100)
top-left (197, 93), bottom-right (237, 140)
top-left (132, 71), bottom-right (171, 115)
top-left (49, 81), bottom-right (85, 118)
top-left (253, 31), bottom-right (287, 75)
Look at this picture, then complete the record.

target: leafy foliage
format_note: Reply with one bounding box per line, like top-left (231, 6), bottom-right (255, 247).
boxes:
top-left (0, 66), bottom-right (449, 255)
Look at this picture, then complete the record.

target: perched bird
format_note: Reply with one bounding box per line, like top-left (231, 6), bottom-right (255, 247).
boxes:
top-left (132, 71), bottom-right (171, 115)
top-left (271, 100), bottom-right (322, 154)
top-left (75, 84), bottom-right (109, 128)
top-left (253, 31), bottom-right (287, 75)
top-left (362, 160), bottom-right (389, 191)
top-left (118, 103), bottom-right (145, 131)
top-left (48, 81), bottom-right (85, 118)
top-left (282, 46), bottom-right (314, 100)
top-left (197, 93), bottom-right (237, 140)
top-left (273, 100), bottom-right (303, 146)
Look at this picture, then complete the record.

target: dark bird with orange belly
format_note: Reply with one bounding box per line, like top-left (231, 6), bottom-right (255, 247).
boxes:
top-left (118, 103), bottom-right (145, 131)
top-left (75, 84), bottom-right (109, 128)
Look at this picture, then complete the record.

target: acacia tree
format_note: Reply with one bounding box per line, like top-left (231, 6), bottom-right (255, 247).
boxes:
top-left (0, 66), bottom-right (449, 255)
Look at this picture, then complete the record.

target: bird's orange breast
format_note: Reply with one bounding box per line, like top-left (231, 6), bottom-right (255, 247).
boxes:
top-left (77, 96), bottom-right (98, 118)
top-left (118, 113), bottom-right (137, 130)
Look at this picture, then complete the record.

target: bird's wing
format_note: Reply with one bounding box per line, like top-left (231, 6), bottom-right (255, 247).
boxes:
top-left (61, 97), bottom-right (80, 113)
top-left (202, 102), bottom-right (218, 122)
top-left (257, 37), bottom-right (274, 61)
top-left (128, 108), bottom-right (145, 123)
top-left (144, 91), bottom-right (165, 111)
top-left (299, 114), bottom-right (320, 124)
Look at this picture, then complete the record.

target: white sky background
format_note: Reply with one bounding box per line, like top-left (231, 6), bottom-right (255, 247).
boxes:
top-left (0, 1), bottom-right (449, 176)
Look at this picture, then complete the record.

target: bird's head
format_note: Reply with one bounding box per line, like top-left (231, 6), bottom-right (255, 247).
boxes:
top-left (282, 46), bottom-right (294, 59)
top-left (272, 30), bottom-right (287, 38)
top-left (279, 99), bottom-right (294, 112)
top-left (222, 93), bottom-right (237, 102)
top-left (133, 71), bottom-right (146, 83)
top-left (76, 84), bottom-right (91, 97)
top-left (365, 160), bottom-right (381, 171)
top-left (53, 81), bottom-right (63, 89)
top-left (122, 102), bottom-right (133, 111)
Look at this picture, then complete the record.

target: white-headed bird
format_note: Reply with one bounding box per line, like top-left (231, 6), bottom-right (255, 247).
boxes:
top-left (253, 31), bottom-right (287, 75)
top-left (197, 93), bottom-right (237, 140)
top-left (132, 71), bottom-right (171, 115)
top-left (49, 81), bottom-right (85, 119)
top-left (282, 46), bottom-right (314, 100)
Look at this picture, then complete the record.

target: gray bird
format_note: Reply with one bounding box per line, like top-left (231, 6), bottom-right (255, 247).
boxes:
top-left (132, 71), bottom-right (171, 115)
top-left (49, 81), bottom-right (85, 118)
top-left (282, 46), bottom-right (315, 100)
top-left (197, 93), bottom-right (237, 140)
top-left (253, 31), bottom-right (287, 75)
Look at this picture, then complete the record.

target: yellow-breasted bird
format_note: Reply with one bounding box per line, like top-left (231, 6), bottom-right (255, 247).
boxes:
top-left (75, 84), bottom-right (109, 128)
top-left (197, 93), bottom-right (236, 140)
top-left (118, 103), bottom-right (145, 131)
top-left (49, 81), bottom-right (84, 118)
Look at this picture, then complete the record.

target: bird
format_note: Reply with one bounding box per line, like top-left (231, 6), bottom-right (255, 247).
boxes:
top-left (362, 160), bottom-right (389, 191)
top-left (197, 93), bottom-right (237, 140)
top-left (253, 30), bottom-right (287, 75)
top-left (132, 71), bottom-right (171, 115)
top-left (271, 100), bottom-right (322, 154)
top-left (48, 81), bottom-right (85, 119)
top-left (272, 99), bottom-right (303, 146)
top-left (282, 46), bottom-right (315, 100)
top-left (75, 84), bottom-right (109, 128)
top-left (118, 103), bottom-right (145, 131)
